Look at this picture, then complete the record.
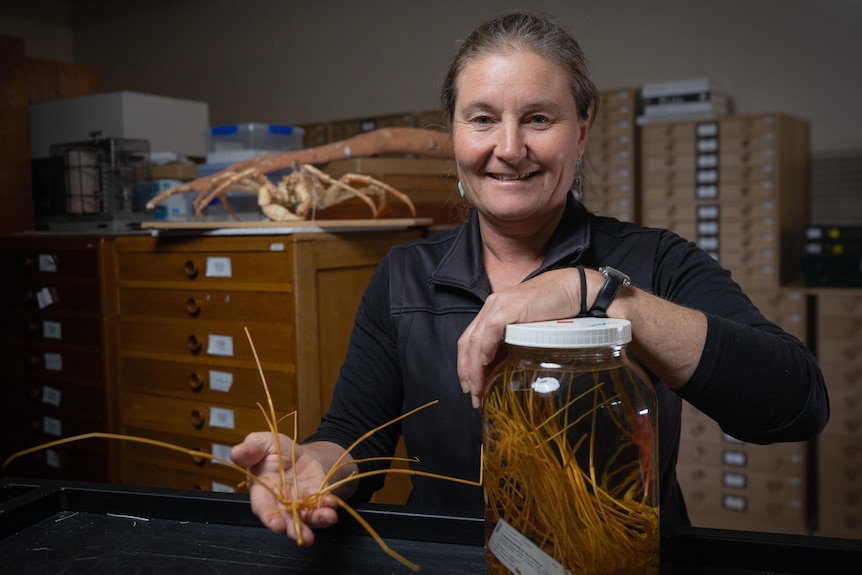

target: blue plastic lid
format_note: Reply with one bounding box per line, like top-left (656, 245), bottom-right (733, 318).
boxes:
top-left (209, 124), bottom-right (297, 136)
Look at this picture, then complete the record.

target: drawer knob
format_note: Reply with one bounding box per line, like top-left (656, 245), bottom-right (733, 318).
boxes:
top-left (29, 386), bottom-right (42, 401)
top-left (190, 409), bottom-right (206, 429)
top-left (28, 354), bottom-right (42, 368)
top-left (188, 372), bottom-right (205, 392)
top-left (187, 335), bottom-right (202, 354)
top-left (186, 297), bottom-right (202, 316)
top-left (24, 321), bottom-right (40, 336)
top-left (184, 260), bottom-right (199, 279)
top-left (192, 447), bottom-right (207, 466)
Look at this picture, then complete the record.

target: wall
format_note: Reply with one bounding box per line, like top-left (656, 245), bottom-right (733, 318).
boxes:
top-left (2, 0), bottom-right (861, 153)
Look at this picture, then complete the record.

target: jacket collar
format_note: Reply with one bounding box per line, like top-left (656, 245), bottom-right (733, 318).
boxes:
top-left (430, 192), bottom-right (591, 297)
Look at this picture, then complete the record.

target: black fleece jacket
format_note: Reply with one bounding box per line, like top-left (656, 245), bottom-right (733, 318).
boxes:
top-left (306, 194), bottom-right (829, 527)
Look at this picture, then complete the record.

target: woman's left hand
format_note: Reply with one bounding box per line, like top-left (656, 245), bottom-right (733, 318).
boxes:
top-left (456, 267), bottom-right (595, 407)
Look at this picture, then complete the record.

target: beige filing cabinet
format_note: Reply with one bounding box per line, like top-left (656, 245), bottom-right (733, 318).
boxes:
top-left (814, 289), bottom-right (862, 538)
top-left (0, 234), bottom-right (117, 483)
top-left (582, 88), bottom-right (639, 223)
top-left (641, 113), bottom-right (809, 289)
top-left (110, 230), bottom-right (423, 493)
top-left (641, 113), bottom-right (814, 534)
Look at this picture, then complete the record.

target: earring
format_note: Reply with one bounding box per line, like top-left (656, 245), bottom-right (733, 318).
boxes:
top-left (458, 181), bottom-right (465, 197)
top-left (571, 157), bottom-right (583, 200)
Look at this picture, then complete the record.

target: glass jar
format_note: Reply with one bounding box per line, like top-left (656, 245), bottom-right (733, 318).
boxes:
top-left (483, 317), bottom-right (659, 575)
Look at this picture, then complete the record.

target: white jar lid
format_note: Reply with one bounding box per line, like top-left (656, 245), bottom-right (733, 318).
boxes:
top-left (505, 317), bottom-right (632, 348)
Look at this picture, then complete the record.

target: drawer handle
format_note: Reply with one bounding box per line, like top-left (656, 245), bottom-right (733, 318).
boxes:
top-left (188, 372), bottom-right (205, 392)
top-left (192, 447), bottom-right (207, 466)
top-left (24, 321), bottom-right (40, 336)
top-left (190, 409), bottom-right (206, 429)
top-left (184, 260), bottom-right (199, 279)
top-left (187, 335), bottom-right (202, 354)
top-left (186, 297), bottom-right (202, 317)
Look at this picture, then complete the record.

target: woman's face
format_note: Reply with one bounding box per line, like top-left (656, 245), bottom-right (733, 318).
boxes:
top-left (452, 49), bottom-right (588, 229)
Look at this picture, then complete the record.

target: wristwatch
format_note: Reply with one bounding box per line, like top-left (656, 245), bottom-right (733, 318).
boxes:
top-left (588, 266), bottom-right (631, 317)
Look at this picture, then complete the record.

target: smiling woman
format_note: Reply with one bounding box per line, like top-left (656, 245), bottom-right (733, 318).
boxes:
top-left (231, 10), bottom-right (828, 572)
top-left (452, 50), bottom-right (588, 238)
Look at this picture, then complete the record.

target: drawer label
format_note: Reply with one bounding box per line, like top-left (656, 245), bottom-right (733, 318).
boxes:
top-left (206, 257), bottom-right (233, 278)
top-left (211, 442), bottom-right (233, 465)
top-left (42, 320), bottom-right (62, 340)
top-left (42, 385), bottom-right (62, 407)
top-left (722, 494), bottom-right (747, 512)
top-left (722, 471), bottom-right (747, 489)
top-left (43, 416), bottom-right (62, 437)
top-left (38, 254), bottom-right (58, 273)
top-left (44, 352), bottom-right (63, 371)
top-left (209, 406), bottom-right (235, 430)
top-left (209, 370), bottom-right (234, 392)
top-left (207, 335), bottom-right (234, 357)
top-left (46, 449), bottom-right (61, 469)
top-left (211, 481), bottom-right (235, 493)
top-left (722, 450), bottom-right (747, 467)
top-left (36, 287), bottom-right (57, 309)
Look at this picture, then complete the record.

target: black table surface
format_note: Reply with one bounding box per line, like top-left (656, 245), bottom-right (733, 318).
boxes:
top-left (2, 477), bottom-right (861, 574)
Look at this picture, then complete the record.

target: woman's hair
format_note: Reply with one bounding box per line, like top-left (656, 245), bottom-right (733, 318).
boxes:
top-left (440, 11), bottom-right (599, 130)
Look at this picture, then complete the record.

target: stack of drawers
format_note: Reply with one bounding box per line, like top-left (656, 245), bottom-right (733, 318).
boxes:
top-left (815, 289), bottom-right (862, 538)
top-left (582, 88), bottom-right (639, 223)
top-left (111, 230), bottom-right (421, 492)
top-left (641, 113), bottom-right (814, 534)
top-left (0, 235), bottom-right (114, 482)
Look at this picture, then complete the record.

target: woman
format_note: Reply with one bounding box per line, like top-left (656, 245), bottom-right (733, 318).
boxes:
top-left (231, 11), bottom-right (828, 545)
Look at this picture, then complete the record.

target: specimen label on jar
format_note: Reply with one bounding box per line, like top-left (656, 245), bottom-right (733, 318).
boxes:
top-left (488, 518), bottom-right (567, 575)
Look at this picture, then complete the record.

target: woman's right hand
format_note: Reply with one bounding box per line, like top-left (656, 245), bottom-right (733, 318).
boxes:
top-left (230, 433), bottom-right (343, 546)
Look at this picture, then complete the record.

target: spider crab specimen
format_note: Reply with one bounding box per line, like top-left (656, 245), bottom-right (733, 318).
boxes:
top-left (145, 127), bottom-right (454, 221)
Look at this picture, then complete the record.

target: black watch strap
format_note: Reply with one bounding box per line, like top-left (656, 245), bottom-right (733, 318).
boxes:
top-left (587, 266), bottom-right (631, 317)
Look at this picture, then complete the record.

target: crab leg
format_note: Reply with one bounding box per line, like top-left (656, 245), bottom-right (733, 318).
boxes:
top-left (145, 127), bottom-right (453, 210)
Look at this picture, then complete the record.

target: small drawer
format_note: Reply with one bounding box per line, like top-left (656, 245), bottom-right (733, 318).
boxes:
top-left (119, 355), bottom-right (296, 408)
top-left (0, 280), bottom-right (101, 313)
top-left (117, 321), bottom-right (296, 365)
top-left (120, 392), bottom-right (276, 442)
top-left (0, 313), bottom-right (103, 344)
top-left (118, 287), bottom-right (295, 323)
top-left (0, 342), bottom-right (104, 382)
top-left (121, 459), bottom-right (248, 493)
top-left (116, 251), bottom-right (294, 285)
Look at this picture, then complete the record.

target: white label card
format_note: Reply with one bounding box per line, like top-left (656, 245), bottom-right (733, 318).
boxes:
top-left (207, 334), bottom-right (234, 357)
top-left (36, 287), bottom-right (55, 309)
top-left (43, 320), bottom-right (62, 340)
top-left (42, 385), bottom-right (62, 407)
top-left (488, 518), bottom-right (567, 575)
top-left (211, 442), bottom-right (233, 465)
top-left (208, 370), bottom-right (234, 392)
top-left (209, 407), bottom-right (235, 430)
top-left (38, 254), bottom-right (58, 273)
top-left (46, 449), bottom-right (61, 469)
top-left (43, 416), bottom-right (62, 437)
top-left (211, 481), bottom-right (235, 493)
top-left (205, 257), bottom-right (232, 278)
top-left (44, 352), bottom-right (63, 371)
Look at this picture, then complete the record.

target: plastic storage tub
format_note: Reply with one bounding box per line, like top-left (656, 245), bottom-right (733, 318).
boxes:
top-left (207, 123), bottom-right (305, 152)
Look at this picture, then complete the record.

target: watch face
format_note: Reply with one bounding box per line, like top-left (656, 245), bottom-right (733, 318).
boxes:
top-left (600, 266), bottom-right (631, 285)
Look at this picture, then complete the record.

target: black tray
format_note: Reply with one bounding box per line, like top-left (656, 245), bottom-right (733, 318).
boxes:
top-left (2, 477), bottom-right (861, 574)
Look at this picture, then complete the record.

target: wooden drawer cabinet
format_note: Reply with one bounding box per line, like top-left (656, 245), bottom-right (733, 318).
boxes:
top-left (111, 230), bottom-right (422, 492)
top-left (0, 234), bottom-right (114, 483)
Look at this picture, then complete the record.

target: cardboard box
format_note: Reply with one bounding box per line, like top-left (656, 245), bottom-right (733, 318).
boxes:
top-left (29, 91), bottom-right (210, 158)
